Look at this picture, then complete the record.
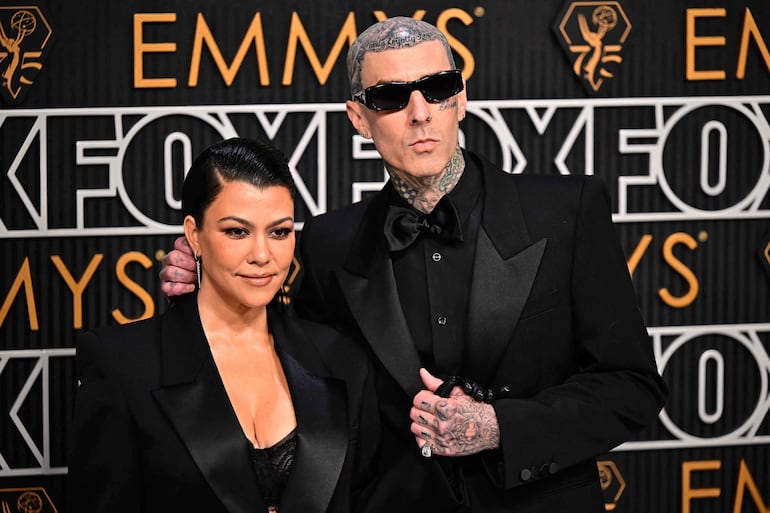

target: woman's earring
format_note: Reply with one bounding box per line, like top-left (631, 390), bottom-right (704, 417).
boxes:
top-left (278, 284), bottom-right (289, 305)
top-left (195, 253), bottom-right (201, 288)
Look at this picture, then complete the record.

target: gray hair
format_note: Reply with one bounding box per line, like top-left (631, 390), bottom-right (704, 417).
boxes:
top-left (346, 17), bottom-right (456, 97)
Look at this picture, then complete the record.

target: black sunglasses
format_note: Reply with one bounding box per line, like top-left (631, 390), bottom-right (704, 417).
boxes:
top-left (353, 69), bottom-right (464, 111)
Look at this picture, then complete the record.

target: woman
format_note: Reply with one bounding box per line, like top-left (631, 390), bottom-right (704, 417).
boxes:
top-left (68, 138), bottom-right (378, 513)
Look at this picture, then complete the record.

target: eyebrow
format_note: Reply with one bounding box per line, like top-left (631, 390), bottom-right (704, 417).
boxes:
top-left (217, 216), bottom-right (294, 228)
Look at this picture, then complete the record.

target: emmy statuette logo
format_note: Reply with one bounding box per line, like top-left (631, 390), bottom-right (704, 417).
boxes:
top-left (0, 488), bottom-right (57, 513)
top-left (0, 6), bottom-right (52, 104)
top-left (553, 1), bottom-right (631, 93)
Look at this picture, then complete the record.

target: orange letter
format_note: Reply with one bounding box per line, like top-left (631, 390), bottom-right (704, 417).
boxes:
top-left (736, 8), bottom-right (770, 79)
top-left (51, 255), bottom-right (103, 330)
top-left (0, 257), bottom-right (39, 331)
top-left (626, 234), bottom-right (653, 278)
top-left (659, 232), bottom-right (699, 308)
top-left (436, 8), bottom-right (475, 80)
top-left (682, 460), bottom-right (721, 513)
top-left (732, 459), bottom-right (770, 513)
top-left (189, 12), bottom-right (270, 87)
top-left (133, 13), bottom-right (177, 88)
top-left (686, 8), bottom-right (726, 80)
top-left (282, 12), bottom-right (357, 86)
top-left (113, 252), bottom-right (155, 324)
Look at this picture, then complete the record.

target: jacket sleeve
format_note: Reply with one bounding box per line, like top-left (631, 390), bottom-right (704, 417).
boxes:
top-left (67, 331), bottom-right (143, 513)
top-left (348, 346), bottom-right (382, 512)
top-left (294, 214), bottom-right (334, 323)
top-left (489, 177), bottom-right (667, 489)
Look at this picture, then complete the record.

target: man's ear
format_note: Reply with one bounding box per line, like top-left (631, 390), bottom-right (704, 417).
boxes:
top-left (457, 79), bottom-right (468, 122)
top-left (346, 99), bottom-right (371, 137)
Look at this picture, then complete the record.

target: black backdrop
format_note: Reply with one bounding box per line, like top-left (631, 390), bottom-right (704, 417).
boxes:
top-left (1, 1), bottom-right (769, 511)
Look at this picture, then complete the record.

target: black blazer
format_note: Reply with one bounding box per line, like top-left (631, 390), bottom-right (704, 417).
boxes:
top-left (295, 151), bottom-right (667, 513)
top-left (68, 294), bottom-right (379, 513)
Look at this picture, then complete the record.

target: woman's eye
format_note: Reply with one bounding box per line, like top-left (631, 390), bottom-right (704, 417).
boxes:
top-left (225, 227), bottom-right (248, 238)
top-left (270, 227), bottom-right (293, 239)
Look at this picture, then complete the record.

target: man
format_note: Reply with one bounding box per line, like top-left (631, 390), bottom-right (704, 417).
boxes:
top-left (162, 17), bottom-right (667, 512)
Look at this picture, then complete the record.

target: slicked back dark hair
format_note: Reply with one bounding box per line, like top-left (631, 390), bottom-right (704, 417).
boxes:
top-left (182, 137), bottom-right (295, 226)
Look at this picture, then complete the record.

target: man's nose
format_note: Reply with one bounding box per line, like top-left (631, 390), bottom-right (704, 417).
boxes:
top-left (407, 89), bottom-right (432, 124)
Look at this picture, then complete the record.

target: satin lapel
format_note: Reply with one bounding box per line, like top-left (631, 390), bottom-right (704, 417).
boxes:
top-left (336, 186), bottom-right (423, 397)
top-left (336, 259), bottom-right (423, 397)
top-left (277, 349), bottom-right (348, 513)
top-left (152, 296), bottom-right (262, 513)
top-left (466, 230), bottom-right (546, 380)
top-left (465, 153), bottom-right (547, 381)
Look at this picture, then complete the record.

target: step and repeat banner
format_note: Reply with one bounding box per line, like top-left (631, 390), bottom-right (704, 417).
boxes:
top-left (1, 0), bottom-right (769, 511)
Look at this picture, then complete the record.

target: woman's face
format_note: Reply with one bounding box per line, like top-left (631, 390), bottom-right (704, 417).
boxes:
top-left (185, 181), bottom-right (295, 311)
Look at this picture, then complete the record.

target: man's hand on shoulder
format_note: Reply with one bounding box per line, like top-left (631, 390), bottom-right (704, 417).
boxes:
top-left (159, 236), bottom-right (197, 297)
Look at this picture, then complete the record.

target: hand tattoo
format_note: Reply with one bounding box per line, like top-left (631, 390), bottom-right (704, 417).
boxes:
top-left (433, 396), bottom-right (500, 455)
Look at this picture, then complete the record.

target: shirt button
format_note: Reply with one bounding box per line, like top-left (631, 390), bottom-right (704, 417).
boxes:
top-left (432, 252), bottom-right (442, 262)
top-left (437, 316), bottom-right (447, 326)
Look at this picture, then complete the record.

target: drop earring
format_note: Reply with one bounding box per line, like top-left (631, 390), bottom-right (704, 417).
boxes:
top-left (195, 253), bottom-right (201, 288)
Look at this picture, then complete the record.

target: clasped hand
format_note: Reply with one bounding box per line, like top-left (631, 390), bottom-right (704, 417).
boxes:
top-left (410, 368), bottom-right (500, 457)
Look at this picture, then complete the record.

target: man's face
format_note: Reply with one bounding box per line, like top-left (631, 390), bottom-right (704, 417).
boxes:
top-left (346, 40), bottom-right (467, 182)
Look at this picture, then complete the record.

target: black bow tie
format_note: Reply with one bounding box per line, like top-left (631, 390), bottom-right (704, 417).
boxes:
top-left (383, 196), bottom-right (463, 252)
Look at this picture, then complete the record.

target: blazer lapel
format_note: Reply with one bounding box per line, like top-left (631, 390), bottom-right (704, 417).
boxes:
top-left (271, 313), bottom-right (348, 513)
top-left (336, 188), bottom-right (423, 398)
top-left (277, 359), bottom-right (347, 513)
top-left (152, 295), bottom-right (263, 513)
top-left (465, 153), bottom-right (547, 381)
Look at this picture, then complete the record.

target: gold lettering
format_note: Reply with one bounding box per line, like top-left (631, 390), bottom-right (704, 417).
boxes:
top-left (133, 13), bottom-right (177, 88)
top-left (282, 12), bottom-right (357, 86)
top-left (0, 258), bottom-right (39, 331)
top-left (113, 252), bottom-right (155, 324)
top-left (626, 234), bottom-right (653, 278)
top-left (51, 255), bottom-right (103, 330)
top-left (189, 12), bottom-right (270, 87)
top-left (436, 8), bottom-right (475, 80)
top-left (736, 8), bottom-right (770, 79)
top-left (659, 232), bottom-right (699, 308)
top-left (733, 459), bottom-right (770, 513)
top-left (682, 460), bottom-right (721, 513)
top-left (686, 8), bottom-right (726, 80)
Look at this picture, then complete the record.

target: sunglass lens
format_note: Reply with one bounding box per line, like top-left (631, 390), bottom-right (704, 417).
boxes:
top-left (368, 84), bottom-right (410, 111)
top-left (422, 72), bottom-right (463, 102)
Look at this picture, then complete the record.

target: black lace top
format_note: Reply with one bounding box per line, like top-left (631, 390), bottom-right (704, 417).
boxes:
top-left (249, 429), bottom-right (297, 511)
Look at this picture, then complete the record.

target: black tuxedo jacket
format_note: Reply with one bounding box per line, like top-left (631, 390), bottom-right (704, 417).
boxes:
top-left (295, 151), bottom-right (667, 513)
top-left (68, 294), bottom-right (379, 513)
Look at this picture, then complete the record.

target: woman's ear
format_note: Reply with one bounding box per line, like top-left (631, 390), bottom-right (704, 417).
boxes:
top-left (183, 215), bottom-right (200, 256)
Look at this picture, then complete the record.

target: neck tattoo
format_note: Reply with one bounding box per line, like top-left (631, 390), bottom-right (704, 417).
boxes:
top-left (390, 146), bottom-right (465, 213)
